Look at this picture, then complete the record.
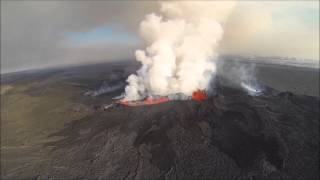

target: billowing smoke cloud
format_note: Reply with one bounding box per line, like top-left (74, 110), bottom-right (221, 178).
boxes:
top-left (124, 1), bottom-right (236, 101)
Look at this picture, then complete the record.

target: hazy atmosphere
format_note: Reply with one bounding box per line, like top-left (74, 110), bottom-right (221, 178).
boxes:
top-left (1, 1), bottom-right (319, 73)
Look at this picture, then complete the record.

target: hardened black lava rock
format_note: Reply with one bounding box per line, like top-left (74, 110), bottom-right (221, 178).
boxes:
top-left (2, 62), bottom-right (319, 180)
top-left (32, 85), bottom-right (318, 180)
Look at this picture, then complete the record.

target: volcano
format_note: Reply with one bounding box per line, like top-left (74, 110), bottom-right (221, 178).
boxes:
top-left (40, 82), bottom-right (319, 180)
top-left (1, 61), bottom-right (319, 180)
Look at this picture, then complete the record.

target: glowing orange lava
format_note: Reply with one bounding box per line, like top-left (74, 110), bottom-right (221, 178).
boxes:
top-left (119, 97), bottom-right (170, 106)
top-left (120, 90), bottom-right (207, 106)
top-left (192, 90), bottom-right (207, 101)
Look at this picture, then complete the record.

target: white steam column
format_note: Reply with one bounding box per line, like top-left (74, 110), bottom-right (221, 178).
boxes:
top-left (124, 1), bottom-right (236, 101)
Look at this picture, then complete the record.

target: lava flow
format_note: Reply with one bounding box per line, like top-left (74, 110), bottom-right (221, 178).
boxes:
top-left (119, 97), bottom-right (170, 107)
top-left (119, 90), bottom-right (207, 107)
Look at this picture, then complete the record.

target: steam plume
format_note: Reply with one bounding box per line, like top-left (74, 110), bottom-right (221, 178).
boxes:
top-left (216, 58), bottom-right (264, 96)
top-left (124, 1), bottom-right (236, 101)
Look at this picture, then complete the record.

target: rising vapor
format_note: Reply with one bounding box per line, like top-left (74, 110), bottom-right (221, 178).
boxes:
top-left (124, 1), bottom-right (236, 101)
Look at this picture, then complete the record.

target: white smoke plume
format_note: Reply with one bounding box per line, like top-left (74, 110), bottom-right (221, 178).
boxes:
top-left (124, 1), bottom-right (236, 101)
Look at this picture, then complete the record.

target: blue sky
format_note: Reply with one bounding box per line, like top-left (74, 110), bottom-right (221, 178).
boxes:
top-left (65, 25), bottom-right (140, 45)
top-left (272, 3), bottom-right (319, 30)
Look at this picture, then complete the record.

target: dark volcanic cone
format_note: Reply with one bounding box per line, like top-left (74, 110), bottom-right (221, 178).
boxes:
top-left (35, 83), bottom-right (319, 180)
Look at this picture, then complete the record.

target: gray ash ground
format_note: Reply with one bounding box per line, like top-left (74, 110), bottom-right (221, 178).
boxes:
top-left (1, 61), bottom-right (319, 179)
